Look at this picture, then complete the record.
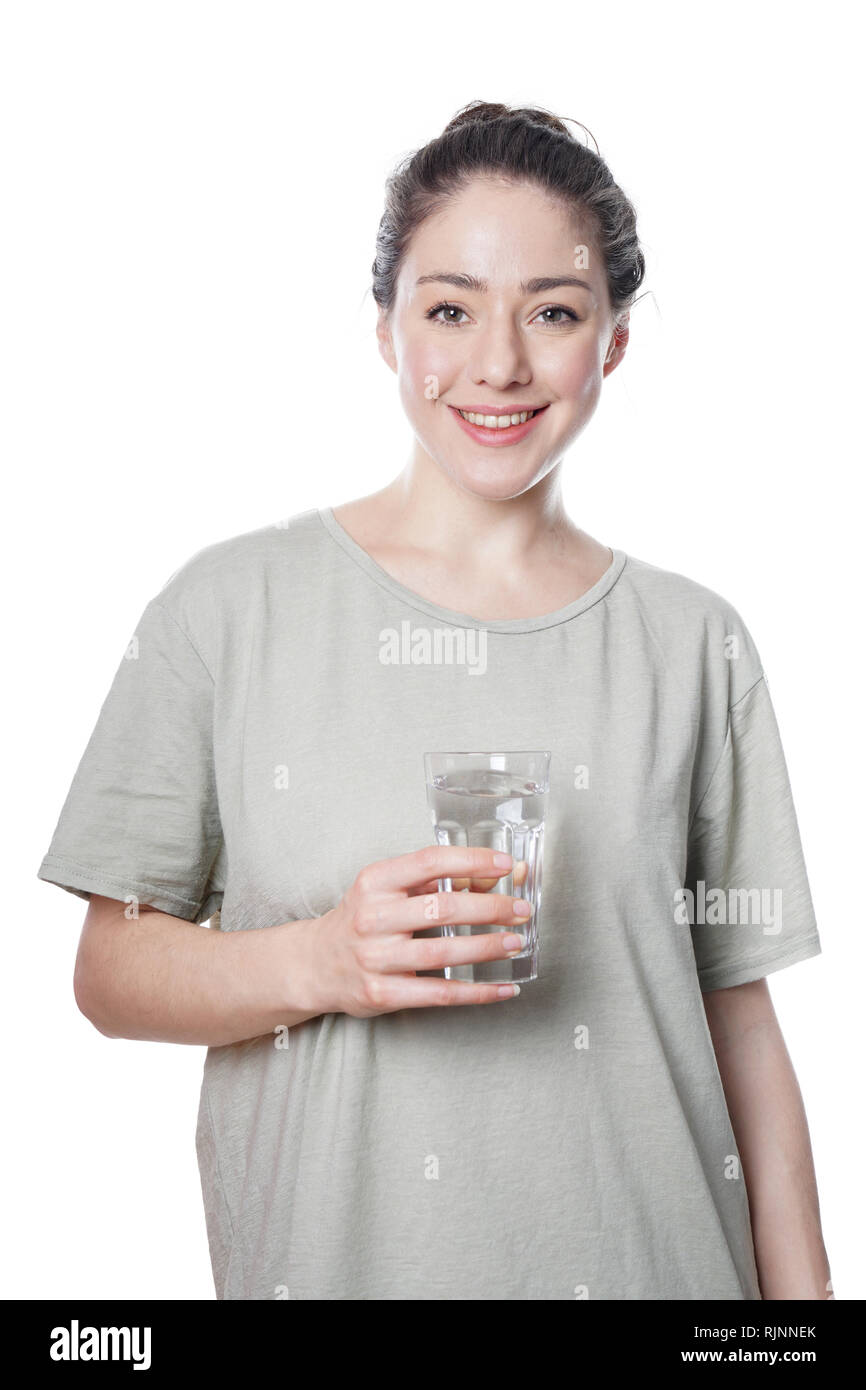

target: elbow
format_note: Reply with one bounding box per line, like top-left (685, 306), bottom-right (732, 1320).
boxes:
top-left (73, 960), bottom-right (120, 1039)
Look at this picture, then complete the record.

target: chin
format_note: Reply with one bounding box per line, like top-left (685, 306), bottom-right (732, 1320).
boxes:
top-left (441, 458), bottom-right (548, 503)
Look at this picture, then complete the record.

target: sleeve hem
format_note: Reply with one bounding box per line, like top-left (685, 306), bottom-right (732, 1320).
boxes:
top-left (36, 855), bottom-right (219, 924)
top-left (697, 933), bottom-right (822, 992)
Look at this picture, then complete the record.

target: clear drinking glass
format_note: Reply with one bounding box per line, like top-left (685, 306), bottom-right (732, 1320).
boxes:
top-left (423, 750), bottom-right (551, 984)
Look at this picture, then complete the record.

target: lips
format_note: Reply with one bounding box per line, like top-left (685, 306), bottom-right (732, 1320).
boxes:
top-left (457, 408), bottom-right (540, 428)
top-left (447, 403), bottom-right (550, 447)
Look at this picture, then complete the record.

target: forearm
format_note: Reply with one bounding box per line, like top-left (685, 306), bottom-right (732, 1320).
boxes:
top-left (74, 898), bottom-right (327, 1046)
top-left (705, 982), bottom-right (831, 1299)
top-left (737, 1057), bottom-right (829, 1301)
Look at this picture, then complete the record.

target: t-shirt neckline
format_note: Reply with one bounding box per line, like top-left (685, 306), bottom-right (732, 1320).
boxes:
top-left (316, 506), bottom-right (628, 634)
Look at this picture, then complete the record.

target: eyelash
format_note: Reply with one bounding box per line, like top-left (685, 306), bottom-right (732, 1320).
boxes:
top-left (425, 301), bottom-right (582, 328)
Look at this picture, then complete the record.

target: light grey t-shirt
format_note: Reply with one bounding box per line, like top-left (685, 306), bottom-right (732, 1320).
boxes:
top-left (37, 507), bottom-right (822, 1300)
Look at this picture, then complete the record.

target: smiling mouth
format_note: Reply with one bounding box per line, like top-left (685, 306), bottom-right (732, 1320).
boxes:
top-left (453, 406), bottom-right (548, 429)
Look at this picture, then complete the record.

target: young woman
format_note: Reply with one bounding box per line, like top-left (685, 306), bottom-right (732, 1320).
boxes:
top-left (38, 101), bottom-right (830, 1301)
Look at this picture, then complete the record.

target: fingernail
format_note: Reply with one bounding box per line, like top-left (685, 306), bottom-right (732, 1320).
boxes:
top-left (493, 852), bottom-right (512, 868)
top-left (513, 900), bottom-right (531, 917)
top-left (503, 934), bottom-right (523, 950)
top-left (497, 984), bottom-right (520, 998)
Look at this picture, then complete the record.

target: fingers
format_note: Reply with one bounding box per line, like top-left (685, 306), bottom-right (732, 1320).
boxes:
top-left (450, 859), bottom-right (529, 892)
top-left (345, 848), bottom-right (532, 1016)
top-left (360, 886), bottom-right (530, 941)
top-left (370, 845), bottom-right (516, 896)
top-left (409, 859), bottom-right (528, 897)
top-left (404, 927), bottom-right (527, 974)
top-left (360, 974), bottom-right (520, 1012)
top-left (389, 895), bottom-right (530, 950)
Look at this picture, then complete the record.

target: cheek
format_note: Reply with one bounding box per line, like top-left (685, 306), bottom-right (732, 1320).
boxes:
top-left (398, 333), bottom-right (458, 406)
top-left (542, 338), bottom-right (604, 409)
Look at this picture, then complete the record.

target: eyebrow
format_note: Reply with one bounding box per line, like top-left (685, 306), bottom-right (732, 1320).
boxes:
top-left (415, 272), bottom-right (595, 296)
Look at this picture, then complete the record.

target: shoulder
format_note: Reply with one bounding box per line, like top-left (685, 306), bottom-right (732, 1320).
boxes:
top-left (143, 508), bottom-right (327, 656)
top-left (158, 508), bottom-right (324, 600)
top-left (618, 551), bottom-right (748, 624)
top-left (616, 551), bottom-right (765, 707)
top-left (152, 508), bottom-right (326, 612)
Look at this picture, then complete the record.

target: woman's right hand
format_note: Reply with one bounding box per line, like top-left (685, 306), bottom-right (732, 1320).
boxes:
top-left (310, 846), bottom-right (531, 1018)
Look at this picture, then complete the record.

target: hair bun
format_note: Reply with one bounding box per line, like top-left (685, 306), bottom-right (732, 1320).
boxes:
top-left (443, 100), bottom-right (572, 138)
top-left (372, 101), bottom-right (642, 322)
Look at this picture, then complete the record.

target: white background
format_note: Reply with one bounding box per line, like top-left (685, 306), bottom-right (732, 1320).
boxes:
top-left (2, 1), bottom-right (861, 1299)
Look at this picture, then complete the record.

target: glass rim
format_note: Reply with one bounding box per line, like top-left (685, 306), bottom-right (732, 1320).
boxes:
top-left (423, 749), bottom-right (551, 758)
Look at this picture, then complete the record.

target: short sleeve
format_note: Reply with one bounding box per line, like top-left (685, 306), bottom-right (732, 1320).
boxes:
top-left (37, 597), bottom-right (224, 923)
top-left (685, 675), bottom-right (821, 991)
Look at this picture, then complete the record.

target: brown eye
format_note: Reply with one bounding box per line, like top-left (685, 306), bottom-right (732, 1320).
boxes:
top-left (426, 302), bottom-right (469, 327)
top-left (534, 305), bottom-right (580, 326)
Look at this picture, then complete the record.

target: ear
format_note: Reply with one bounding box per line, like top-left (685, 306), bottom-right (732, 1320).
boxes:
top-left (603, 313), bottom-right (630, 378)
top-left (376, 310), bottom-right (398, 374)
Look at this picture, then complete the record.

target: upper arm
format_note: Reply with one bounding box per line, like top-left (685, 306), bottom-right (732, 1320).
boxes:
top-left (702, 976), bottom-right (777, 1057)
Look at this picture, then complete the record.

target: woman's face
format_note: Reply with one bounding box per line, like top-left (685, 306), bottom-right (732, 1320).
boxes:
top-left (378, 176), bottom-right (627, 501)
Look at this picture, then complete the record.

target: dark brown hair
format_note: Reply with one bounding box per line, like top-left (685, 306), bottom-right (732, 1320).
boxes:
top-left (371, 100), bottom-right (646, 329)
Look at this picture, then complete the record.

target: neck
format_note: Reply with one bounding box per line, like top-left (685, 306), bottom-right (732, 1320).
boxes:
top-left (371, 447), bottom-right (578, 566)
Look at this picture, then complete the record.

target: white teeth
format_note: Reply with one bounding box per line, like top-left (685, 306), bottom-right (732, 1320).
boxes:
top-left (458, 409), bottom-right (536, 427)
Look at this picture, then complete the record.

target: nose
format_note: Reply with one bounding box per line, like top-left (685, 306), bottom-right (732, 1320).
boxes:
top-left (466, 309), bottom-right (532, 390)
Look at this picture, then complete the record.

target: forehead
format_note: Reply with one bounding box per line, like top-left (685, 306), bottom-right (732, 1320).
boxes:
top-left (402, 176), bottom-right (599, 286)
